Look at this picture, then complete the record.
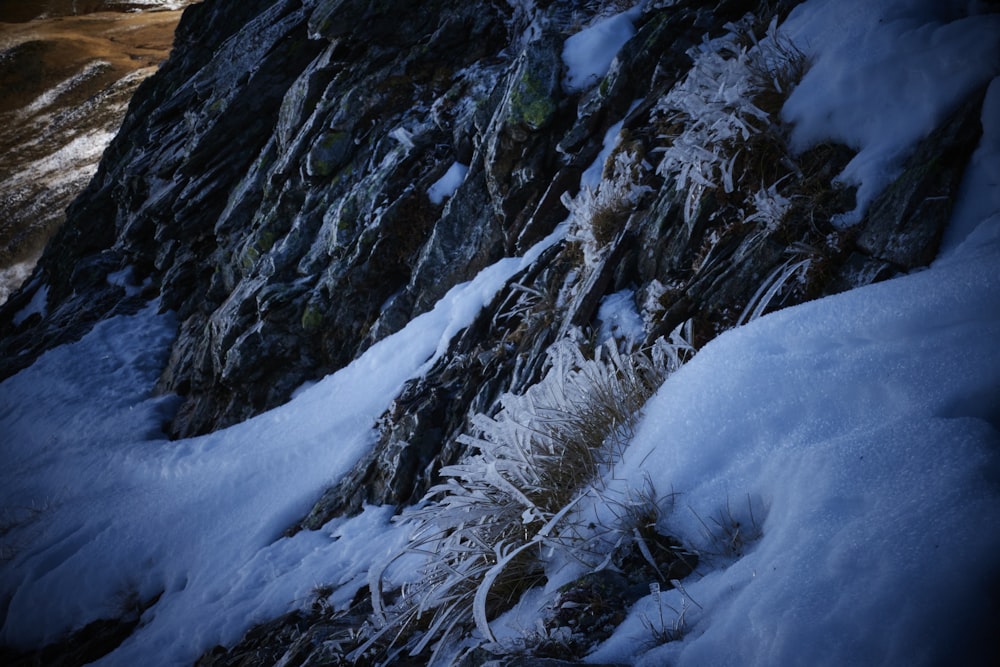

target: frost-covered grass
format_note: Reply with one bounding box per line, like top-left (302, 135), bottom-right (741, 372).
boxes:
top-left (652, 15), bottom-right (804, 230)
top-left (564, 145), bottom-right (651, 264)
top-left (361, 334), bottom-right (691, 661)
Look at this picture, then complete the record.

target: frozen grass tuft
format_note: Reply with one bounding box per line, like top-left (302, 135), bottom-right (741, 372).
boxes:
top-left (363, 329), bottom-right (694, 661)
top-left (652, 15), bottom-right (807, 230)
top-left (641, 580), bottom-right (692, 646)
top-left (689, 494), bottom-right (766, 561)
top-left (563, 147), bottom-right (652, 266)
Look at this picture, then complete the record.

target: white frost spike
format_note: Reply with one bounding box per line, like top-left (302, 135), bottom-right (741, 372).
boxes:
top-left (744, 181), bottom-right (792, 230)
top-left (737, 255), bottom-right (811, 325)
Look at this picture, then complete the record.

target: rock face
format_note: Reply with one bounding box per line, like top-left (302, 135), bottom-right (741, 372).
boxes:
top-left (0, 0), bottom-right (988, 663)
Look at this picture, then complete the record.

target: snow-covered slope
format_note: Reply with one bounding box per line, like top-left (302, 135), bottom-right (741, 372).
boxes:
top-left (590, 194), bottom-right (1000, 667)
top-left (1, 0), bottom-right (998, 665)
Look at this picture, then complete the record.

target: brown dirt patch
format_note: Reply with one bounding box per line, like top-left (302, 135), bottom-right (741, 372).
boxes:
top-left (0, 8), bottom-right (184, 112)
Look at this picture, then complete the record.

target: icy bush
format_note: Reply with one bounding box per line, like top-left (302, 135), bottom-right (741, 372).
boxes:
top-left (743, 181), bottom-right (792, 230)
top-left (362, 331), bottom-right (693, 661)
top-left (562, 148), bottom-right (652, 267)
top-left (653, 17), bottom-right (805, 228)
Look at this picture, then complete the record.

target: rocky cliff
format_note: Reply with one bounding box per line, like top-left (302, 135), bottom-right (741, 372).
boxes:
top-left (0, 0), bottom-right (992, 664)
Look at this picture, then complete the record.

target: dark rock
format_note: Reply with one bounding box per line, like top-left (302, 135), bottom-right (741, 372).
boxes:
top-left (856, 88), bottom-right (986, 271)
top-left (0, 591), bottom-right (160, 667)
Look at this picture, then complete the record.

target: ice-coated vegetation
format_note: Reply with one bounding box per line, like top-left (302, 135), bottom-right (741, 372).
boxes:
top-left (652, 16), bottom-right (804, 228)
top-left (359, 332), bottom-right (692, 661)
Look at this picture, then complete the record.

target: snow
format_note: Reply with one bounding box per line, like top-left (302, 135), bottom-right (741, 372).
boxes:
top-left (940, 76), bottom-right (1000, 259)
top-left (8, 129), bottom-right (117, 185)
top-left (581, 116), bottom-right (626, 189)
top-left (0, 226), bottom-right (565, 665)
top-left (0, 260), bottom-right (35, 308)
top-left (596, 288), bottom-right (644, 347)
top-left (389, 126), bottom-right (416, 150)
top-left (1, 0), bottom-right (999, 664)
top-left (585, 214), bottom-right (1000, 664)
top-left (22, 61), bottom-right (112, 116)
top-left (427, 162), bottom-right (469, 204)
top-left (561, 7), bottom-right (641, 93)
top-left (109, 0), bottom-right (197, 10)
top-left (11, 284), bottom-right (48, 326)
top-left (781, 0), bottom-right (1000, 225)
top-left (107, 266), bottom-right (150, 297)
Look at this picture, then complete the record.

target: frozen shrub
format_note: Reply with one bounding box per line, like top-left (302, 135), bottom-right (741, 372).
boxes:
top-left (652, 16), bottom-right (806, 229)
top-left (562, 148), bottom-right (652, 267)
top-left (361, 330), bottom-right (693, 662)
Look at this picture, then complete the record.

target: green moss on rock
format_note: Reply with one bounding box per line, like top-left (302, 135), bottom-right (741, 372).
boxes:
top-left (306, 131), bottom-right (351, 177)
top-left (510, 69), bottom-right (557, 131)
top-left (300, 303), bottom-right (325, 331)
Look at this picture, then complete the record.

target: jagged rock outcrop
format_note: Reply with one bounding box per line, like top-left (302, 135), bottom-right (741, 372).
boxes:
top-left (1, 0), bottom-right (980, 442)
top-left (0, 0), bottom-right (989, 663)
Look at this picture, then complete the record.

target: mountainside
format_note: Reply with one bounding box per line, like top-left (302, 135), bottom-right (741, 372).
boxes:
top-left (2, 0), bottom-right (999, 665)
top-left (0, 0), bottom-right (194, 304)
